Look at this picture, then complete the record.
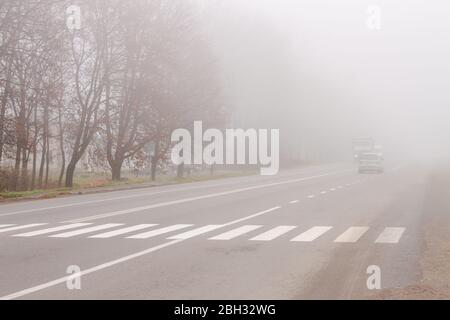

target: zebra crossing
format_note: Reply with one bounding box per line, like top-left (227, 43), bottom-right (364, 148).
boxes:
top-left (291, 226), bottom-right (333, 242)
top-left (0, 222), bottom-right (406, 244)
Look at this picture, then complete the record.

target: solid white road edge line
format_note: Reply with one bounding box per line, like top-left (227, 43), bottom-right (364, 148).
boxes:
top-left (0, 239), bottom-right (185, 300)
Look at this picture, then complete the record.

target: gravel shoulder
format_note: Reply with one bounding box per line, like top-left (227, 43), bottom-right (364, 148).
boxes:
top-left (374, 165), bottom-right (450, 299)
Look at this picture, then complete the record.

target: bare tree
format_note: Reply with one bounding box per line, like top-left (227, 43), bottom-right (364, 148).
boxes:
top-left (64, 1), bottom-right (107, 187)
top-left (0, 0), bottom-right (228, 191)
top-left (101, 0), bottom-right (156, 180)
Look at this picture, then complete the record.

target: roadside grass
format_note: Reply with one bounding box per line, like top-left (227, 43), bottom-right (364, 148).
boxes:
top-left (0, 188), bottom-right (72, 200)
top-left (0, 169), bottom-right (257, 202)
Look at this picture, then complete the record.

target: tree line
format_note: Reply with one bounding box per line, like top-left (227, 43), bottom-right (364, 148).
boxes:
top-left (0, 0), bottom-right (227, 191)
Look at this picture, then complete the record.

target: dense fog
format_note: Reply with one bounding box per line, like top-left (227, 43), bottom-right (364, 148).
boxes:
top-left (200, 0), bottom-right (450, 163)
top-left (2, 0), bottom-right (449, 192)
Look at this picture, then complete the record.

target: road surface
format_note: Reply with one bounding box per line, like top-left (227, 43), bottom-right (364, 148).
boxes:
top-left (0, 162), bottom-right (443, 299)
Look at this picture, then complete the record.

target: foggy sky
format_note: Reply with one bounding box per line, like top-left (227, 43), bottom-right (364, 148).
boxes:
top-left (197, 0), bottom-right (450, 163)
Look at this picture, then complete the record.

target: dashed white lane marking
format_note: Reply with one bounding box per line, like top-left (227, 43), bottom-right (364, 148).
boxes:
top-left (329, 188), bottom-right (336, 191)
top-left (1, 169), bottom-right (353, 219)
top-left (13, 223), bottom-right (92, 237)
top-left (291, 226), bottom-right (333, 242)
top-left (320, 191), bottom-right (328, 195)
top-left (64, 170), bottom-right (350, 223)
top-left (334, 227), bottom-right (369, 243)
top-left (89, 224), bottom-right (158, 239)
top-left (220, 207), bottom-right (281, 227)
top-left (0, 223), bottom-right (47, 234)
top-left (167, 225), bottom-right (224, 240)
top-left (127, 224), bottom-right (192, 239)
top-left (209, 225), bottom-right (262, 240)
top-left (289, 200), bottom-right (299, 204)
top-left (307, 195), bottom-right (315, 199)
top-left (337, 186), bottom-right (343, 189)
top-left (375, 227), bottom-right (405, 244)
top-left (50, 224), bottom-right (123, 238)
top-left (250, 226), bottom-right (297, 241)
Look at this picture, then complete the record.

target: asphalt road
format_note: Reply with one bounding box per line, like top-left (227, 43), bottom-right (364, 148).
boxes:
top-left (0, 162), bottom-right (431, 299)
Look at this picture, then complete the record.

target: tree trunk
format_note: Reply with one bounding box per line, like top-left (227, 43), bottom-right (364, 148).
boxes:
top-left (38, 139), bottom-right (46, 188)
top-left (0, 60), bottom-right (11, 164)
top-left (11, 144), bottom-right (21, 191)
top-left (13, 103), bottom-right (26, 190)
top-left (58, 156), bottom-right (65, 187)
top-left (31, 143), bottom-right (37, 190)
top-left (0, 97), bottom-right (7, 164)
top-left (150, 141), bottom-right (160, 181)
top-left (31, 106), bottom-right (38, 190)
top-left (45, 134), bottom-right (50, 188)
top-left (177, 163), bottom-right (184, 179)
top-left (57, 105), bottom-right (65, 187)
top-left (65, 160), bottom-right (77, 188)
top-left (150, 157), bottom-right (157, 181)
top-left (111, 159), bottom-right (123, 181)
top-left (39, 104), bottom-right (49, 188)
top-left (21, 147), bottom-right (28, 190)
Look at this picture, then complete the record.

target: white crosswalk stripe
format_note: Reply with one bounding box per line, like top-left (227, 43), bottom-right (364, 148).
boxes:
top-left (13, 223), bottom-right (92, 237)
top-left (375, 227), bottom-right (405, 244)
top-left (334, 227), bottom-right (369, 243)
top-left (89, 224), bottom-right (158, 239)
top-left (291, 226), bottom-right (333, 242)
top-left (0, 223), bottom-right (47, 234)
top-left (209, 225), bottom-right (263, 240)
top-left (168, 225), bottom-right (223, 240)
top-left (0, 222), bottom-right (406, 244)
top-left (250, 226), bottom-right (297, 241)
top-left (50, 223), bottom-right (123, 238)
top-left (127, 224), bottom-right (193, 239)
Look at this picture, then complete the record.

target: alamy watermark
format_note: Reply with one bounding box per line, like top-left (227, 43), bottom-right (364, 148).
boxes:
top-left (66, 265), bottom-right (82, 290)
top-left (366, 265), bottom-right (381, 290)
top-left (66, 5), bottom-right (82, 31)
top-left (366, 5), bottom-right (381, 30)
top-left (171, 121), bottom-right (280, 176)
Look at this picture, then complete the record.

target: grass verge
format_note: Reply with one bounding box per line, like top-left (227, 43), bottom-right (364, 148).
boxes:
top-left (0, 170), bottom-right (256, 203)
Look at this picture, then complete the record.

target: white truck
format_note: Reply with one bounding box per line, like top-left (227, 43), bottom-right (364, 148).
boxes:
top-left (358, 152), bottom-right (384, 174)
top-left (352, 137), bottom-right (375, 161)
